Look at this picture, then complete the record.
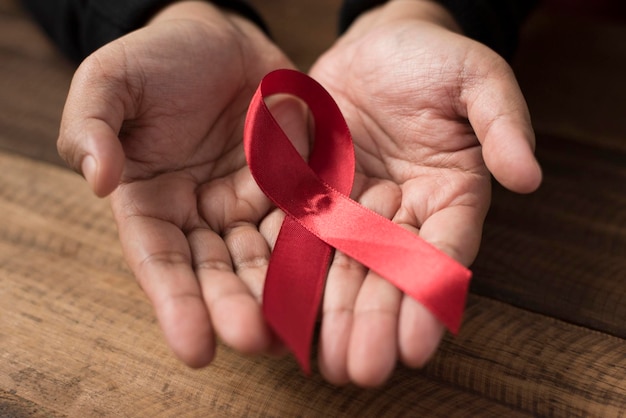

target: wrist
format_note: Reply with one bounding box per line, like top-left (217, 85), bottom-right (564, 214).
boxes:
top-left (148, 1), bottom-right (270, 43)
top-left (149, 1), bottom-right (228, 24)
top-left (388, 0), bottom-right (460, 31)
top-left (344, 0), bottom-right (461, 38)
top-left (149, 1), bottom-right (267, 35)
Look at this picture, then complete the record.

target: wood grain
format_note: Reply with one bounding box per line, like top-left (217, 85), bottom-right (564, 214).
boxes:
top-left (2, 150), bottom-right (624, 416)
top-left (472, 9), bottom-right (626, 340)
top-left (472, 134), bottom-right (626, 338)
top-left (1, 0), bottom-right (626, 416)
top-left (0, 0), bottom-right (71, 167)
top-left (0, 151), bottom-right (529, 417)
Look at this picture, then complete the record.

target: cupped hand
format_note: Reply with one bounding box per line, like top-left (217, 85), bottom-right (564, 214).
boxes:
top-left (57, 2), bottom-right (303, 366)
top-left (308, 0), bottom-right (542, 386)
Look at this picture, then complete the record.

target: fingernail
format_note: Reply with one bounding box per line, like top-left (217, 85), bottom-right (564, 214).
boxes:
top-left (81, 155), bottom-right (97, 188)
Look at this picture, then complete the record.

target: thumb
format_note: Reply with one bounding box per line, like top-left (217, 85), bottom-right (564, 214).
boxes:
top-left (57, 54), bottom-right (128, 198)
top-left (58, 117), bottom-right (125, 198)
top-left (464, 58), bottom-right (543, 194)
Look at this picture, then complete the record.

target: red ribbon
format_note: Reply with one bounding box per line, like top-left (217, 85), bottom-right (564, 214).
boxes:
top-left (244, 69), bottom-right (472, 373)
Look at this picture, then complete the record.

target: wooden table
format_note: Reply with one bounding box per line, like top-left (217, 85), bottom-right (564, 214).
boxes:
top-left (1, 0), bottom-right (625, 416)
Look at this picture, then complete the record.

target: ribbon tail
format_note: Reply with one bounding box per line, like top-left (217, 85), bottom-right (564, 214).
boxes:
top-left (263, 216), bottom-right (333, 373)
top-left (292, 185), bottom-right (473, 334)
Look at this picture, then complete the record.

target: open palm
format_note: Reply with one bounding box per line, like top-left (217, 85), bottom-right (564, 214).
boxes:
top-left (308, 3), bottom-right (542, 386)
top-left (57, 4), bottom-right (298, 366)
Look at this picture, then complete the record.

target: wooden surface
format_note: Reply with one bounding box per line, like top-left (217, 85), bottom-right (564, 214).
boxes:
top-left (1, 0), bottom-right (625, 416)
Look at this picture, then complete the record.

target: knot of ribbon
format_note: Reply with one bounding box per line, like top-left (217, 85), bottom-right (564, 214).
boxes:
top-left (244, 69), bottom-right (472, 373)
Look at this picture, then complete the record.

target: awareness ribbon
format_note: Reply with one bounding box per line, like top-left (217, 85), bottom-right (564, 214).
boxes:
top-left (244, 69), bottom-right (472, 373)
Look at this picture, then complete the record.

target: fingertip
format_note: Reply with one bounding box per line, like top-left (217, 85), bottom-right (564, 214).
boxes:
top-left (345, 275), bottom-right (402, 387)
top-left (79, 152), bottom-right (124, 197)
top-left (464, 57), bottom-right (542, 194)
top-left (175, 341), bottom-right (216, 369)
top-left (319, 367), bottom-right (351, 387)
top-left (515, 157), bottom-right (543, 194)
top-left (347, 313), bottom-right (398, 388)
top-left (348, 358), bottom-right (395, 388)
top-left (318, 350), bottom-right (351, 386)
top-left (60, 119), bottom-right (125, 197)
top-left (398, 298), bottom-right (445, 369)
top-left (157, 301), bottom-right (217, 369)
top-left (317, 311), bottom-right (353, 386)
top-left (211, 295), bottom-right (272, 355)
top-left (485, 137), bottom-right (543, 194)
top-left (482, 118), bottom-right (543, 193)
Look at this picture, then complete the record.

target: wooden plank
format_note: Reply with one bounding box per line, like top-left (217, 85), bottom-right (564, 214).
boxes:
top-left (0, 150), bottom-right (527, 417)
top-left (430, 296), bottom-right (626, 416)
top-left (475, 6), bottom-right (626, 340)
top-left (472, 134), bottom-right (626, 338)
top-left (0, 389), bottom-right (65, 418)
top-left (0, 1), bottom-right (71, 167)
top-left (1, 150), bottom-right (624, 416)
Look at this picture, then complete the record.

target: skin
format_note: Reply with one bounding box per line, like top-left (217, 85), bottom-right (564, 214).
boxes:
top-left (309, 0), bottom-right (542, 386)
top-left (56, 0), bottom-right (541, 387)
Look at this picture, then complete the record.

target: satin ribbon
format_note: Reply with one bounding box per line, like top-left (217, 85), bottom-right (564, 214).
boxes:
top-left (244, 69), bottom-right (472, 373)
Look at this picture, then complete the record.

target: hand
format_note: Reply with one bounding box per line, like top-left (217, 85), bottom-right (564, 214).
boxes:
top-left (57, 2), bottom-right (301, 366)
top-left (308, 0), bottom-right (542, 386)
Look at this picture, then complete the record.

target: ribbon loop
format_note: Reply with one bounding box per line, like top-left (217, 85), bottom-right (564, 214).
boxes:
top-left (244, 69), bottom-right (472, 373)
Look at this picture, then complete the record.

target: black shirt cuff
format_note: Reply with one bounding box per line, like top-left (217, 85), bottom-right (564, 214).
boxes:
top-left (338, 0), bottom-right (539, 60)
top-left (21, 0), bottom-right (268, 62)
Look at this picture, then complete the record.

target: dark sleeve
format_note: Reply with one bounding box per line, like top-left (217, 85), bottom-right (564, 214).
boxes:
top-left (339, 0), bottom-right (539, 60)
top-left (20, 0), bottom-right (267, 63)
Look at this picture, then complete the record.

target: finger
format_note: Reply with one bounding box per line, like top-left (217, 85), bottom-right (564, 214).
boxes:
top-left (317, 250), bottom-right (366, 385)
top-left (463, 56), bottom-right (543, 194)
top-left (258, 208), bottom-right (285, 251)
top-left (196, 166), bottom-right (280, 354)
top-left (195, 223), bottom-right (274, 355)
top-left (396, 204), bottom-right (484, 368)
top-left (339, 178), bottom-right (402, 387)
top-left (318, 178), bottom-right (397, 385)
top-left (348, 273), bottom-right (402, 387)
top-left (58, 54), bottom-right (128, 197)
top-left (117, 214), bottom-right (216, 368)
top-left (223, 223), bottom-right (270, 303)
top-left (60, 118), bottom-right (125, 197)
top-left (398, 296), bottom-right (446, 368)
